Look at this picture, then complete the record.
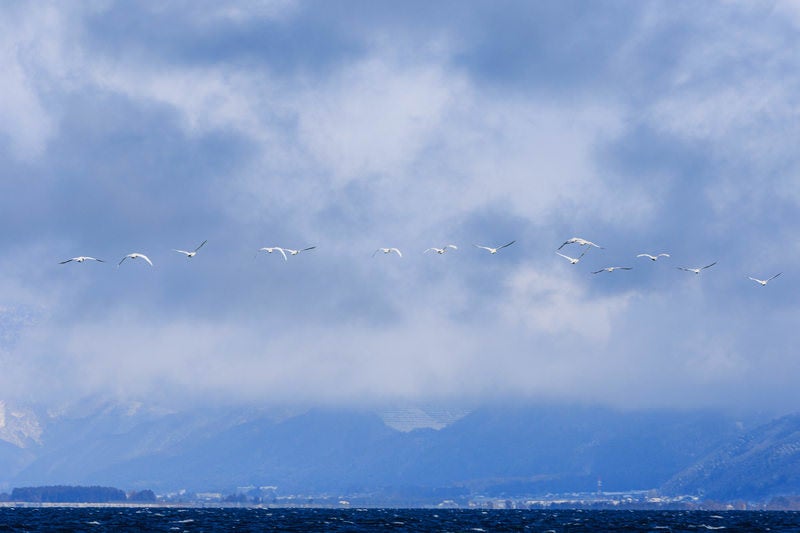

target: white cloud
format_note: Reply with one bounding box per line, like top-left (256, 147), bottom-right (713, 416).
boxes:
top-left (292, 58), bottom-right (458, 184)
top-left (636, 3), bottom-right (800, 217)
top-left (286, 55), bottom-right (640, 225)
top-left (183, 0), bottom-right (299, 25)
top-left (681, 335), bottom-right (747, 385)
top-left (66, 32), bottom-right (644, 233)
top-left (500, 263), bottom-right (634, 343)
top-left (94, 64), bottom-right (273, 142)
top-left (0, 5), bottom-right (66, 159)
top-left (9, 309), bottom-right (481, 404)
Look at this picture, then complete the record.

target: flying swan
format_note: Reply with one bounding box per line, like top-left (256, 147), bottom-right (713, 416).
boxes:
top-left (558, 237), bottom-right (603, 250)
top-left (592, 266), bottom-right (632, 274)
top-left (556, 251), bottom-right (585, 264)
top-left (373, 248), bottom-right (402, 257)
top-left (425, 245), bottom-right (458, 254)
top-left (473, 241), bottom-right (516, 254)
top-left (285, 246), bottom-right (316, 256)
top-left (118, 253), bottom-right (153, 267)
top-left (637, 253), bottom-right (670, 261)
top-left (748, 273), bottom-right (781, 286)
top-left (60, 256), bottom-right (104, 264)
top-left (258, 247), bottom-right (288, 261)
top-left (173, 240), bottom-right (207, 258)
top-left (676, 262), bottom-right (717, 274)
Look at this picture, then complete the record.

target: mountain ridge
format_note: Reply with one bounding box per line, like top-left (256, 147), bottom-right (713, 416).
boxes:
top-left (2, 400), bottom-right (774, 499)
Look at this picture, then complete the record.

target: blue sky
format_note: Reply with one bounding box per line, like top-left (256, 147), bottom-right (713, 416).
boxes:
top-left (1, 1), bottom-right (799, 412)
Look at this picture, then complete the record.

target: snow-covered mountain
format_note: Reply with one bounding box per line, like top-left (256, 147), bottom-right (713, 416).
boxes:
top-left (662, 413), bottom-right (800, 500)
top-left (0, 400), bottom-right (42, 448)
top-left (1, 399), bottom-right (771, 500)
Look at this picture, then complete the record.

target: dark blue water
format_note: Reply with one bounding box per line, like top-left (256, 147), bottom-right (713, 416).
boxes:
top-left (0, 507), bottom-right (798, 532)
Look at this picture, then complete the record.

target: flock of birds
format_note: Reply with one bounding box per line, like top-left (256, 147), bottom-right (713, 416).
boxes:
top-left (58, 236), bottom-right (782, 286)
top-left (552, 238), bottom-right (780, 284)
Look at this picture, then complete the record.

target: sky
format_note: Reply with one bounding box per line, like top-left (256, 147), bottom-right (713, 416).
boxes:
top-left (1, 0), bottom-right (800, 413)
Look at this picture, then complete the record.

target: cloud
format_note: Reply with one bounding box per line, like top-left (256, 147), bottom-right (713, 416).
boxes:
top-left (501, 263), bottom-right (634, 342)
top-left (628, 3), bottom-right (800, 218)
top-left (0, 4), bottom-right (64, 159)
top-left (0, 2), bottom-right (799, 414)
top-left (178, 0), bottom-right (299, 25)
top-left (82, 44), bottom-right (634, 234)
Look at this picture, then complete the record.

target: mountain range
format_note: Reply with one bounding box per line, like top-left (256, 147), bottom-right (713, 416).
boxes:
top-left (0, 399), bottom-right (797, 502)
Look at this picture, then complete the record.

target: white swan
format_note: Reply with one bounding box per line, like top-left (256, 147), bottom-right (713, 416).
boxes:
top-left (558, 237), bottom-right (603, 250)
top-left (285, 246), bottom-right (316, 256)
top-left (748, 273), bottom-right (781, 286)
top-left (556, 251), bottom-right (585, 264)
top-left (473, 241), bottom-right (515, 254)
top-left (118, 253), bottom-right (153, 267)
top-left (676, 262), bottom-right (717, 274)
top-left (592, 266), bottom-right (632, 274)
top-left (60, 256), bottom-right (104, 264)
top-left (424, 245), bottom-right (458, 254)
top-left (258, 247), bottom-right (288, 261)
top-left (373, 248), bottom-right (402, 257)
top-left (637, 253), bottom-right (670, 261)
top-left (173, 240), bottom-right (207, 258)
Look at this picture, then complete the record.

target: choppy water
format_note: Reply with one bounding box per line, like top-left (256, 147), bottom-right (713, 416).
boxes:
top-left (0, 507), bottom-right (799, 532)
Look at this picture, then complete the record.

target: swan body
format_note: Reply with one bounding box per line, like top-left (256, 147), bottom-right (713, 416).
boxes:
top-left (60, 256), bottom-right (104, 264)
top-left (592, 266), bottom-right (632, 274)
top-left (259, 247), bottom-right (288, 261)
top-left (677, 262), bottom-right (717, 274)
top-left (373, 248), bottom-right (402, 257)
top-left (118, 253), bottom-right (153, 267)
top-left (473, 241), bottom-right (515, 254)
top-left (425, 245), bottom-right (458, 254)
top-left (285, 246), bottom-right (316, 256)
top-left (558, 237), bottom-right (603, 250)
top-left (637, 253), bottom-right (670, 261)
top-left (556, 251), bottom-right (585, 264)
top-left (173, 240), bottom-right (207, 258)
top-left (748, 273), bottom-right (781, 286)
